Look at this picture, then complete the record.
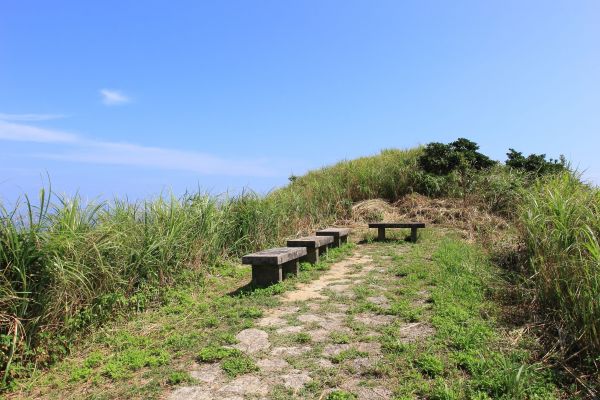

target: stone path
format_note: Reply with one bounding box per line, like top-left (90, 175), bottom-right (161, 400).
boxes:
top-left (169, 243), bottom-right (431, 399)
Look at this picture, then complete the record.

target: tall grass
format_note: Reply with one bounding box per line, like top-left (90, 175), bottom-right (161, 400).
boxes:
top-left (520, 172), bottom-right (600, 357)
top-left (0, 148), bottom-right (423, 386)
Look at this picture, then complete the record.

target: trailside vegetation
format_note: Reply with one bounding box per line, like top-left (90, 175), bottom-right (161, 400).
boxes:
top-left (1, 138), bottom-right (597, 395)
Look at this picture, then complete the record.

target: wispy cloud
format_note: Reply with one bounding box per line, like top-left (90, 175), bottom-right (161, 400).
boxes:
top-left (100, 89), bottom-right (131, 106)
top-left (0, 120), bottom-right (78, 143)
top-left (0, 120), bottom-right (273, 177)
top-left (0, 113), bottom-right (67, 122)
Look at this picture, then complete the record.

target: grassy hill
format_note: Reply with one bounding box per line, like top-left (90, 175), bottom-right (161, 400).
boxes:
top-left (1, 139), bottom-right (598, 397)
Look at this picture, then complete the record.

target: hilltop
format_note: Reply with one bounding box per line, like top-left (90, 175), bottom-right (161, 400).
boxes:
top-left (1, 139), bottom-right (598, 398)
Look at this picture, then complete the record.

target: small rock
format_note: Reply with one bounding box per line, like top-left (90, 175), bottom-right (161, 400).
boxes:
top-left (233, 329), bottom-right (270, 354)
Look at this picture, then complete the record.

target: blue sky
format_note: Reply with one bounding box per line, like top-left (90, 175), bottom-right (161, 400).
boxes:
top-left (1, 1), bottom-right (599, 204)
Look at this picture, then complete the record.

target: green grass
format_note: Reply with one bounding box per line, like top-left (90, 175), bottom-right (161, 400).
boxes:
top-left (220, 354), bottom-right (258, 377)
top-left (1, 143), bottom-right (597, 396)
top-left (4, 243), bottom-right (353, 399)
top-left (370, 233), bottom-right (560, 399)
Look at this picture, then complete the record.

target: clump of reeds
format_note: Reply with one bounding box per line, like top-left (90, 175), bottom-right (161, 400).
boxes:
top-left (520, 172), bottom-right (600, 358)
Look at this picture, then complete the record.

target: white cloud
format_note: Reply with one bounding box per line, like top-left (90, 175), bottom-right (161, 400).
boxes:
top-left (100, 89), bottom-right (131, 106)
top-left (0, 113), bottom-right (67, 121)
top-left (0, 120), bottom-right (273, 177)
top-left (0, 120), bottom-right (78, 143)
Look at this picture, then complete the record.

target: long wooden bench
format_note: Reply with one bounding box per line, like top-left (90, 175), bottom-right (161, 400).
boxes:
top-left (368, 222), bottom-right (425, 242)
top-left (242, 247), bottom-right (307, 286)
top-left (287, 235), bottom-right (334, 264)
top-left (316, 227), bottom-right (350, 248)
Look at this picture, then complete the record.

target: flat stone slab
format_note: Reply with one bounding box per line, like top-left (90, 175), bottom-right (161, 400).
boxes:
top-left (354, 314), bottom-right (394, 326)
top-left (257, 316), bottom-right (287, 327)
top-left (282, 370), bottom-right (312, 390)
top-left (398, 322), bottom-right (435, 343)
top-left (368, 222), bottom-right (425, 228)
top-left (242, 247), bottom-right (307, 265)
top-left (297, 314), bottom-right (326, 325)
top-left (316, 227), bottom-right (351, 238)
top-left (367, 295), bottom-right (390, 309)
top-left (233, 329), bottom-right (270, 354)
top-left (256, 358), bottom-right (290, 372)
top-left (276, 325), bottom-right (304, 334)
top-left (169, 386), bottom-right (214, 400)
top-left (189, 363), bottom-right (225, 384)
top-left (287, 235), bottom-right (334, 248)
top-left (217, 375), bottom-right (269, 396)
top-left (322, 343), bottom-right (351, 357)
top-left (270, 346), bottom-right (312, 356)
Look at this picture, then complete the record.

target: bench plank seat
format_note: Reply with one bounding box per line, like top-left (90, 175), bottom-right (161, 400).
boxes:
top-left (368, 222), bottom-right (425, 229)
top-left (368, 222), bottom-right (425, 242)
top-left (287, 235), bottom-right (334, 263)
top-left (242, 247), bottom-right (307, 286)
top-left (316, 228), bottom-right (350, 247)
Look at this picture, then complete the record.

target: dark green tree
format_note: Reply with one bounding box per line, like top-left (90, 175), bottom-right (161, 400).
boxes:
top-left (506, 149), bottom-right (565, 175)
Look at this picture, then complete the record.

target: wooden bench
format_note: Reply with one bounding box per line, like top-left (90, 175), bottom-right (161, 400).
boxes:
top-left (287, 235), bottom-right (334, 264)
top-left (316, 227), bottom-right (350, 248)
top-left (368, 222), bottom-right (425, 242)
top-left (242, 247), bottom-right (307, 286)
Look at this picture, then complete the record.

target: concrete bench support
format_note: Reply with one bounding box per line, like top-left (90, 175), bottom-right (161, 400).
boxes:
top-left (368, 222), bottom-right (426, 243)
top-left (316, 228), bottom-right (351, 248)
top-left (242, 247), bottom-right (307, 287)
top-left (287, 235), bottom-right (334, 264)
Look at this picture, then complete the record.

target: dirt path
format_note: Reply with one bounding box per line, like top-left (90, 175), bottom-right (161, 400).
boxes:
top-left (168, 243), bottom-right (430, 400)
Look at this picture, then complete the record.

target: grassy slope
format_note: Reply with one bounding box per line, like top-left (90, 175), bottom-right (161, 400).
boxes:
top-left (7, 229), bottom-right (565, 399)
top-left (2, 146), bottom-right (599, 396)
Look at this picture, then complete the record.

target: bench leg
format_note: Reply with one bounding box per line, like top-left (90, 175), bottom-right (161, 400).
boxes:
top-left (282, 260), bottom-right (299, 279)
top-left (378, 227), bottom-right (386, 241)
top-left (330, 236), bottom-right (341, 248)
top-left (411, 227), bottom-right (418, 243)
top-left (319, 244), bottom-right (328, 257)
top-left (304, 247), bottom-right (319, 264)
top-left (252, 264), bottom-right (282, 287)
top-left (340, 235), bottom-right (348, 245)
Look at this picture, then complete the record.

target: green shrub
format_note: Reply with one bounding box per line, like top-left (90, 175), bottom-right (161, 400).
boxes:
top-left (418, 138), bottom-right (495, 176)
top-left (506, 148), bottom-right (565, 175)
